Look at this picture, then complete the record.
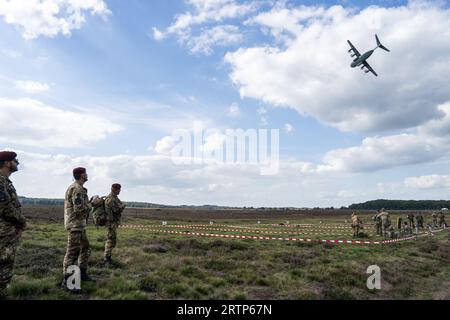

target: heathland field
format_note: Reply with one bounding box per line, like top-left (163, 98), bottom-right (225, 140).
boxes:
top-left (3, 206), bottom-right (450, 300)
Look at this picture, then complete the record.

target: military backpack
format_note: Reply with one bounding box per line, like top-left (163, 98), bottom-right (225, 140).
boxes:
top-left (92, 196), bottom-right (107, 227)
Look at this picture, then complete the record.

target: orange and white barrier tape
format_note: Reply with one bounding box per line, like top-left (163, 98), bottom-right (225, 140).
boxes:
top-left (119, 224), bottom-right (427, 245)
top-left (152, 224), bottom-right (357, 236)
top-left (259, 223), bottom-right (376, 229)
top-left (159, 223), bottom-right (375, 233)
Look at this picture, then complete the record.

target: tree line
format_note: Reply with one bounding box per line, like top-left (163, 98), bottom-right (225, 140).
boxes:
top-left (19, 197), bottom-right (450, 211)
top-left (348, 199), bottom-right (450, 210)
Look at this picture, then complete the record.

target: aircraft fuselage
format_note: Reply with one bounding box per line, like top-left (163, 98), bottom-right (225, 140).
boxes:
top-left (350, 49), bottom-right (374, 67)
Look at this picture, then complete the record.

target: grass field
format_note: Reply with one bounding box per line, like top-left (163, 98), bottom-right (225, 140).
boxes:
top-left (1, 206), bottom-right (449, 300)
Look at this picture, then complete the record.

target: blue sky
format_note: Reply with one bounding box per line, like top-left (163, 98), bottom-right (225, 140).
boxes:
top-left (1, 0), bottom-right (450, 207)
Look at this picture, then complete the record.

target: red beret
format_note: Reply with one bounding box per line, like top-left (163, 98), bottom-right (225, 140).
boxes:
top-left (0, 151), bottom-right (17, 161)
top-left (73, 167), bottom-right (86, 175)
top-left (112, 183), bottom-right (121, 189)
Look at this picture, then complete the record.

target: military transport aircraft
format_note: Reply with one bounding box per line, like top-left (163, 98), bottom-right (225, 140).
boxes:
top-left (347, 34), bottom-right (390, 77)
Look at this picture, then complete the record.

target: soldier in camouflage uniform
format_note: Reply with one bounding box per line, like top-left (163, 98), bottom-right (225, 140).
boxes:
top-left (378, 208), bottom-right (391, 237)
top-left (407, 213), bottom-right (415, 229)
top-left (351, 212), bottom-right (361, 237)
top-left (61, 167), bottom-right (95, 291)
top-left (373, 210), bottom-right (382, 235)
top-left (438, 211), bottom-right (447, 228)
top-left (416, 215), bottom-right (424, 231)
top-left (103, 183), bottom-right (125, 267)
top-left (431, 211), bottom-right (438, 227)
top-left (0, 151), bottom-right (26, 293)
top-left (397, 216), bottom-right (403, 230)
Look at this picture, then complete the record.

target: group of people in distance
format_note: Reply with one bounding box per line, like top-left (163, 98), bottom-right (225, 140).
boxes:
top-left (351, 208), bottom-right (447, 238)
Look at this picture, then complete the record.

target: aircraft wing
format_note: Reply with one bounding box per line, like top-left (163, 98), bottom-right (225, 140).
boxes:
top-left (363, 61), bottom-right (378, 77)
top-left (347, 40), bottom-right (361, 57)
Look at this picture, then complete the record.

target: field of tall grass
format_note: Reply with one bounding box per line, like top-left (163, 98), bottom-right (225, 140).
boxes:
top-left (2, 216), bottom-right (449, 300)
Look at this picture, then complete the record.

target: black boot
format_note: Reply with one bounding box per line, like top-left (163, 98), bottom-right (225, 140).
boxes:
top-left (80, 268), bottom-right (96, 282)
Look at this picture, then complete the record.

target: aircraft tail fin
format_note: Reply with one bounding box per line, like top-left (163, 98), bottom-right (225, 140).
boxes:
top-left (375, 34), bottom-right (390, 52)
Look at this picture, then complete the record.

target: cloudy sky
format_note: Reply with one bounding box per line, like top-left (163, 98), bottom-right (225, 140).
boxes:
top-left (1, 0), bottom-right (450, 207)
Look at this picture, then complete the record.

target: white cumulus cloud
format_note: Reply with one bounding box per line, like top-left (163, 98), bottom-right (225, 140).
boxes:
top-left (152, 0), bottom-right (256, 54)
top-left (154, 136), bottom-right (178, 155)
top-left (187, 25), bottom-right (243, 55)
top-left (0, 0), bottom-right (111, 40)
top-left (0, 97), bottom-right (122, 148)
top-left (290, 101), bottom-right (450, 173)
top-left (404, 175), bottom-right (450, 189)
top-left (167, 0), bottom-right (256, 33)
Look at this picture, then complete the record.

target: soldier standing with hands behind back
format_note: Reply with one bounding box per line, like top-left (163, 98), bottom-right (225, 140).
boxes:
top-left (102, 183), bottom-right (126, 267)
top-left (0, 151), bottom-right (26, 295)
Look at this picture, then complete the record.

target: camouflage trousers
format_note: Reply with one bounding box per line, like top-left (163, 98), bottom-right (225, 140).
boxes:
top-left (0, 222), bottom-right (20, 290)
top-left (63, 229), bottom-right (90, 275)
top-left (104, 224), bottom-right (118, 259)
top-left (375, 223), bottom-right (381, 235)
top-left (381, 223), bottom-right (390, 237)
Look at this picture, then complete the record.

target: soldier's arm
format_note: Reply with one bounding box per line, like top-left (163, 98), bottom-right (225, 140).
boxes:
top-left (0, 183), bottom-right (26, 229)
top-left (118, 199), bottom-right (126, 213)
top-left (105, 197), bottom-right (114, 221)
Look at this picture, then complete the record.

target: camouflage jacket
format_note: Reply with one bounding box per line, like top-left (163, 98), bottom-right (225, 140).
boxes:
top-left (0, 172), bottom-right (26, 229)
top-left (377, 212), bottom-right (390, 224)
top-left (105, 193), bottom-right (125, 225)
top-left (351, 215), bottom-right (360, 226)
top-left (64, 181), bottom-right (91, 231)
